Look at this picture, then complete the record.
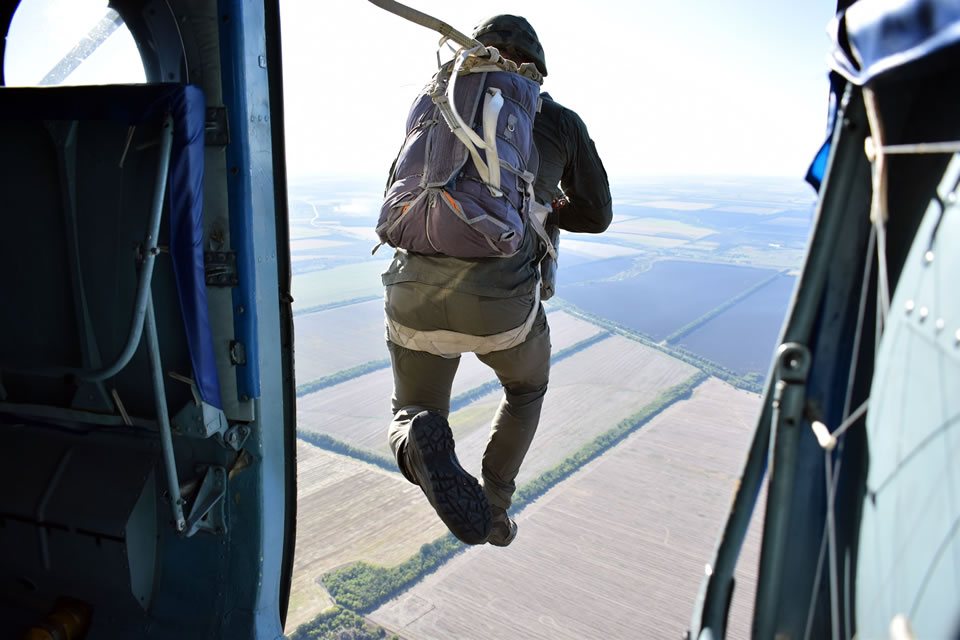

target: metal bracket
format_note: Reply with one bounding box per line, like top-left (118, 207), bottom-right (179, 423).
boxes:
top-left (172, 400), bottom-right (228, 439)
top-left (229, 340), bottom-right (246, 366)
top-left (222, 423), bottom-right (251, 451)
top-left (71, 381), bottom-right (114, 413)
top-left (755, 342), bottom-right (813, 632)
top-left (183, 465), bottom-right (227, 537)
top-left (205, 106), bottom-right (230, 146)
top-left (772, 342), bottom-right (812, 425)
top-left (204, 250), bottom-right (238, 287)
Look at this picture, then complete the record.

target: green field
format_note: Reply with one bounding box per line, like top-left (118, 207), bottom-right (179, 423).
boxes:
top-left (291, 259), bottom-right (391, 310)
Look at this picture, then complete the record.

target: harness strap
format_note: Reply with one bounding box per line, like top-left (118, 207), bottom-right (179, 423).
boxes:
top-left (863, 87), bottom-right (892, 328)
top-left (528, 185), bottom-right (557, 260)
top-left (432, 46), bottom-right (510, 198)
top-left (367, 0), bottom-right (482, 50)
top-left (386, 281), bottom-right (541, 357)
top-left (482, 88), bottom-right (504, 195)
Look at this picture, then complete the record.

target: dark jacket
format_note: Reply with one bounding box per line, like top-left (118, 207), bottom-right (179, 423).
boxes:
top-left (533, 92), bottom-right (612, 233)
top-left (382, 91), bottom-right (611, 299)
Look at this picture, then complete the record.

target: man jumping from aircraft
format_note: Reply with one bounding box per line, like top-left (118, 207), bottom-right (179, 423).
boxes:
top-left (383, 14), bottom-right (612, 546)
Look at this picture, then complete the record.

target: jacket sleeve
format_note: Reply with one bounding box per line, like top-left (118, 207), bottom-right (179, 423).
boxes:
top-left (553, 110), bottom-right (612, 233)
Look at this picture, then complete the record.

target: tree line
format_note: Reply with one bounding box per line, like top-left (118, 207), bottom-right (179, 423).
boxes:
top-left (306, 370), bottom-right (707, 629)
top-left (548, 298), bottom-right (765, 393)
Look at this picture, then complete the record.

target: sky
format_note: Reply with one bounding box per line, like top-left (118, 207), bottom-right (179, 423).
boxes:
top-left (279, 0), bottom-right (838, 182)
top-left (3, 0), bottom-right (837, 182)
top-left (4, 0), bottom-right (145, 87)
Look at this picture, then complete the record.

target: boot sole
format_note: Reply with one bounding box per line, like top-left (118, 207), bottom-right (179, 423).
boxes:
top-left (407, 412), bottom-right (491, 545)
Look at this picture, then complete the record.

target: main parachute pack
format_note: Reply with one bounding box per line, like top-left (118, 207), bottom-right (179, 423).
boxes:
top-left (370, 0), bottom-right (554, 260)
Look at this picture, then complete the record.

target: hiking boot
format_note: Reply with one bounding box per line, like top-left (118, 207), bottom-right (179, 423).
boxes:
top-left (486, 506), bottom-right (518, 547)
top-left (404, 411), bottom-right (491, 545)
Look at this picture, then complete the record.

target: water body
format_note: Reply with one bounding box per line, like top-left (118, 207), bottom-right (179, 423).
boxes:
top-left (560, 259), bottom-right (778, 341)
top-left (557, 256), bottom-right (639, 286)
top-left (679, 274), bottom-right (797, 375)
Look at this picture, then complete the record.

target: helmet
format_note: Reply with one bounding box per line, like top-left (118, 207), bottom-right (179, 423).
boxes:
top-left (472, 15), bottom-right (548, 77)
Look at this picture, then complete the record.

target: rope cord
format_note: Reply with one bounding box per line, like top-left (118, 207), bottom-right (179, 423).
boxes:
top-left (810, 400), bottom-right (870, 451)
top-left (801, 78), bottom-right (960, 638)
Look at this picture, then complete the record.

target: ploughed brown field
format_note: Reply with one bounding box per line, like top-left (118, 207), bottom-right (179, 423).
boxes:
top-left (295, 310), bottom-right (613, 457)
top-left (285, 442), bottom-right (448, 631)
top-left (288, 330), bottom-right (701, 633)
top-left (294, 299), bottom-right (386, 381)
top-left (368, 377), bottom-right (764, 640)
top-left (451, 334), bottom-right (698, 486)
top-left (450, 310), bottom-right (607, 397)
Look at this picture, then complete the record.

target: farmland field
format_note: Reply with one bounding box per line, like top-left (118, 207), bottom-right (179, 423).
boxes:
top-left (449, 310), bottom-right (607, 396)
top-left (449, 334), bottom-right (698, 486)
top-left (291, 259), bottom-right (392, 310)
top-left (712, 204), bottom-right (785, 215)
top-left (724, 244), bottom-right (808, 269)
top-left (286, 441), bottom-right (448, 632)
top-left (298, 330), bottom-right (692, 471)
top-left (296, 310), bottom-right (610, 454)
top-left (609, 217), bottom-right (715, 239)
top-left (678, 274), bottom-right (796, 375)
top-left (294, 299), bottom-right (386, 381)
top-left (546, 309), bottom-right (609, 349)
top-left (285, 176), bottom-right (814, 639)
top-left (600, 232), bottom-right (689, 248)
top-left (559, 238), bottom-right (644, 258)
top-left (560, 259), bottom-right (778, 340)
top-left (627, 200), bottom-right (716, 211)
top-left (290, 237), bottom-right (354, 251)
top-left (297, 368), bottom-right (395, 454)
top-left (557, 255), bottom-right (640, 286)
top-left (368, 377), bottom-right (765, 640)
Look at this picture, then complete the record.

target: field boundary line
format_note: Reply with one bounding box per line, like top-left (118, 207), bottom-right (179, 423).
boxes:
top-left (296, 359), bottom-right (391, 397)
top-left (297, 430), bottom-right (399, 474)
top-left (448, 330), bottom-right (612, 413)
top-left (293, 295), bottom-right (382, 317)
top-left (547, 298), bottom-right (763, 393)
top-left (662, 269), bottom-right (788, 344)
top-left (293, 371), bottom-right (709, 639)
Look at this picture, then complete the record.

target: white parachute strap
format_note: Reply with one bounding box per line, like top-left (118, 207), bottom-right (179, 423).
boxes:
top-left (433, 46), bottom-right (505, 197)
top-left (482, 88), bottom-right (504, 194)
top-left (386, 276), bottom-right (542, 357)
top-left (863, 87), bottom-right (892, 332)
top-left (527, 181), bottom-right (557, 261)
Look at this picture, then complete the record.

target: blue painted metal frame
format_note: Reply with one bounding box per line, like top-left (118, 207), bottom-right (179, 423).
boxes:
top-left (217, 1), bottom-right (288, 637)
top-left (220, 0), bottom-right (261, 402)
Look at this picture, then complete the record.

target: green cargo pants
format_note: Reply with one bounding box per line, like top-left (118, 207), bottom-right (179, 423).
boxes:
top-left (385, 282), bottom-right (551, 510)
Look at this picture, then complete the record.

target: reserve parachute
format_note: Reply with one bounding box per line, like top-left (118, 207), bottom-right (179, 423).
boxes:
top-left (369, 0), bottom-right (554, 259)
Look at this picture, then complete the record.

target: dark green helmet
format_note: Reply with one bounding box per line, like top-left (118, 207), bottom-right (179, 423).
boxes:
top-left (472, 14), bottom-right (547, 77)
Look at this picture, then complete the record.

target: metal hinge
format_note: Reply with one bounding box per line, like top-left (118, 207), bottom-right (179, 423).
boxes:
top-left (205, 106), bottom-right (229, 146)
top-left (182, 465), bottom-right (228, 537)
top-left (205, 250), bottom-right (238, 287)
top-left (229, 340), bottom-right (246, 366)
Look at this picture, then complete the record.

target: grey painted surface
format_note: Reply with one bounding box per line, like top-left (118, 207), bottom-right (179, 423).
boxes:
top-left (857, 156), bottom-right (960, 638)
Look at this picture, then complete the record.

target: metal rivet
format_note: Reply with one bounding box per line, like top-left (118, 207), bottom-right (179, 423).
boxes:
top-left (936, 318), bottom-right (945, 332)
top-left (924, 250), bottom-right (935, 264)
top-left (905, 300), bottom-right (915, 314)
top-left (919, 307), bottom-right (929, 321)
top-left (946, 191), bottom-right (958, 206)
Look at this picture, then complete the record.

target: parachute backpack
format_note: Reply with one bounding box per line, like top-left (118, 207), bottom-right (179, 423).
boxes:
top-left (370, 0), bottom-right (554, 259)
